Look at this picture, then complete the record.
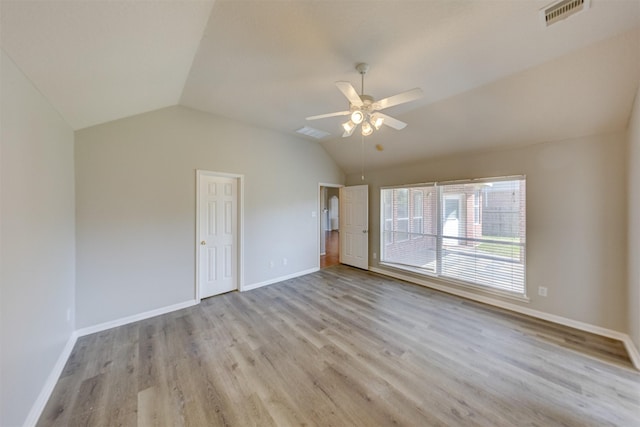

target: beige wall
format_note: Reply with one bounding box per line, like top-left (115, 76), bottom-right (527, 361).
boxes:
top-left (75, 106), bottom-right (344, 328)
top-left (628, 86), bottom-right (640, 353)
top-left (1, 50), bottom-right (76, 426)
top-left (347, 132), bottom-right (628, 332)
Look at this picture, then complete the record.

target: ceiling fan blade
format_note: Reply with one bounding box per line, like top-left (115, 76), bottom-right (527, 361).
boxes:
top-left (335, 81), bottom-right (363, 107)
top-left (376, 113), bottom-right (407, 130)
top-left (306, 110), bottom-right (350, 120)
top-left (373, 88), bottom-right (423, 110)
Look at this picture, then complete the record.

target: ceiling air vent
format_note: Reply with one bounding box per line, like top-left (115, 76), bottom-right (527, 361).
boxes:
top-left (296, 126), bottom-right (331, 140)
top-left (540, 0), bottom-right (590, 27)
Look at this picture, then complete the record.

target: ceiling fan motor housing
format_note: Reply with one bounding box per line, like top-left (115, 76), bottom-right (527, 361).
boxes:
top-left (356, 63), bottom-right (370, 75)
top-left (351, 94), bottom-right (374, 112)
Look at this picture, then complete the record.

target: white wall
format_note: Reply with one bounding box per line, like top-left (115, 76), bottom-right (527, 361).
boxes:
top-left (348, 132), bottom-right (628, 333)
top-left (629, 86), bottom-right (640, 353)
top-left (1, 51), bottom-right (76, 427)
top-left (75, 106), bottom-right (344, 328)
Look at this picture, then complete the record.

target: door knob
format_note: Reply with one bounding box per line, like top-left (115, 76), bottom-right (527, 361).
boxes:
top-left (201, 240), bottom-right (206, 245)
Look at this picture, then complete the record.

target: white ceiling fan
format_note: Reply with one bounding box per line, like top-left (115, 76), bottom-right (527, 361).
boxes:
top-left (306, 63), bottom-right (423, 137)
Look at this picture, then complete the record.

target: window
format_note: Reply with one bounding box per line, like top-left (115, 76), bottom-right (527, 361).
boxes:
top-left (380, 176), bottom-right (526, 296)
top-left (380, 186), bottom-right (437, 272)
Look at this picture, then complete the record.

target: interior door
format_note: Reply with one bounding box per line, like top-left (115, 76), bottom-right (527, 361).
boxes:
top-left (199, 174), bottom-right (237, 298)
top-left (339, 185), bottom-right (369, 269)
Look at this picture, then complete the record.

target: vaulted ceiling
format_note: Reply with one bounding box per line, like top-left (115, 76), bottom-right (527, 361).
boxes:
top-left (2, 0), bottom-right (639, 174)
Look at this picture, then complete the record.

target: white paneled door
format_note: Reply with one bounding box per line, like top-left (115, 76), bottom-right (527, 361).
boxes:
top-left (198, 174), bottom-right (238, 299)
top-left (339, 185), bottom-right (369, 270)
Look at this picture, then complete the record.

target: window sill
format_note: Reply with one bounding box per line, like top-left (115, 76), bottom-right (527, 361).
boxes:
top-left (378, 262), bottom-right (530, 304)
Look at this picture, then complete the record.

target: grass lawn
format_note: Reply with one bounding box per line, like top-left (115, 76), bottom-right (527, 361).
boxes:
top-left (476, 236), bottom-right (522, 259)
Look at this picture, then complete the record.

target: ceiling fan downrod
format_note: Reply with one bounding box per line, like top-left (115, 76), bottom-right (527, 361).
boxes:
top-left (356, 63), bottom-right (369, 96)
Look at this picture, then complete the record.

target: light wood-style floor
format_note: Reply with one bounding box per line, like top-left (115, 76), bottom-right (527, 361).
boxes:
top-left (38, 265), bottom-right (639, 426)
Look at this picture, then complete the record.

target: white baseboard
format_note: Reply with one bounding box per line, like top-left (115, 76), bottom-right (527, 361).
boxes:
top-left (242, 267), bottom-right (319, 292)
top-left (23, 330), bottom-right (78, 427)
top-left (370, 266), bottom-right (640, 371)
top-left (75, 299), bottom-right (199, 337)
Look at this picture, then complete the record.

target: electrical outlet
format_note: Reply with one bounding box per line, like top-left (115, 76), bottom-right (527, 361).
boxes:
top-left (269, 260), bottom-right (274, 268)
top-left (538, 286), bottom-right (548, 297)
top-left (373, 252), bottom-right (377, 259)
top-left (283, 258), bottom-right (288, 266)
top-left (66, 308), bottom-right (71, 322)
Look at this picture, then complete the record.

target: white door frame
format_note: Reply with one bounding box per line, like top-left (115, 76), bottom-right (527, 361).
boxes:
top-left (196, 170), bottom-right (245, 300)
top-left (318, 183), bottom-right (343, 268)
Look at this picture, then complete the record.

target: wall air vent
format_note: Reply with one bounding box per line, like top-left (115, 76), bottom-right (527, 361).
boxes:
top-left (540, 0), bottom-right (590, 27)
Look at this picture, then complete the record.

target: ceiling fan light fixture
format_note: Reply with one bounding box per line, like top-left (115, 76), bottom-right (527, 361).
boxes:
top-left (342, 120), bottom-right (355, 134)
top-left (342, 125), bottom-right (355, 137)
top-left (371, 114), bottom-right (384, 130)
top-left (361, 121), bottom-right (373, 136)
top-left (351, 110), bottom-right (364, 124)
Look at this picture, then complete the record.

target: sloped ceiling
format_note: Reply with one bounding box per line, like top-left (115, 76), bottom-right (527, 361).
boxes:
top-left (2, 1), bottom-right (639, 173)
top-left (1, 0), bottom-right (215, 130)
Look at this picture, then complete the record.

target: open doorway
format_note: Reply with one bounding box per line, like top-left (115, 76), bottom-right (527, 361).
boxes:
top-left (319, 184), bottom-right (341, 268)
